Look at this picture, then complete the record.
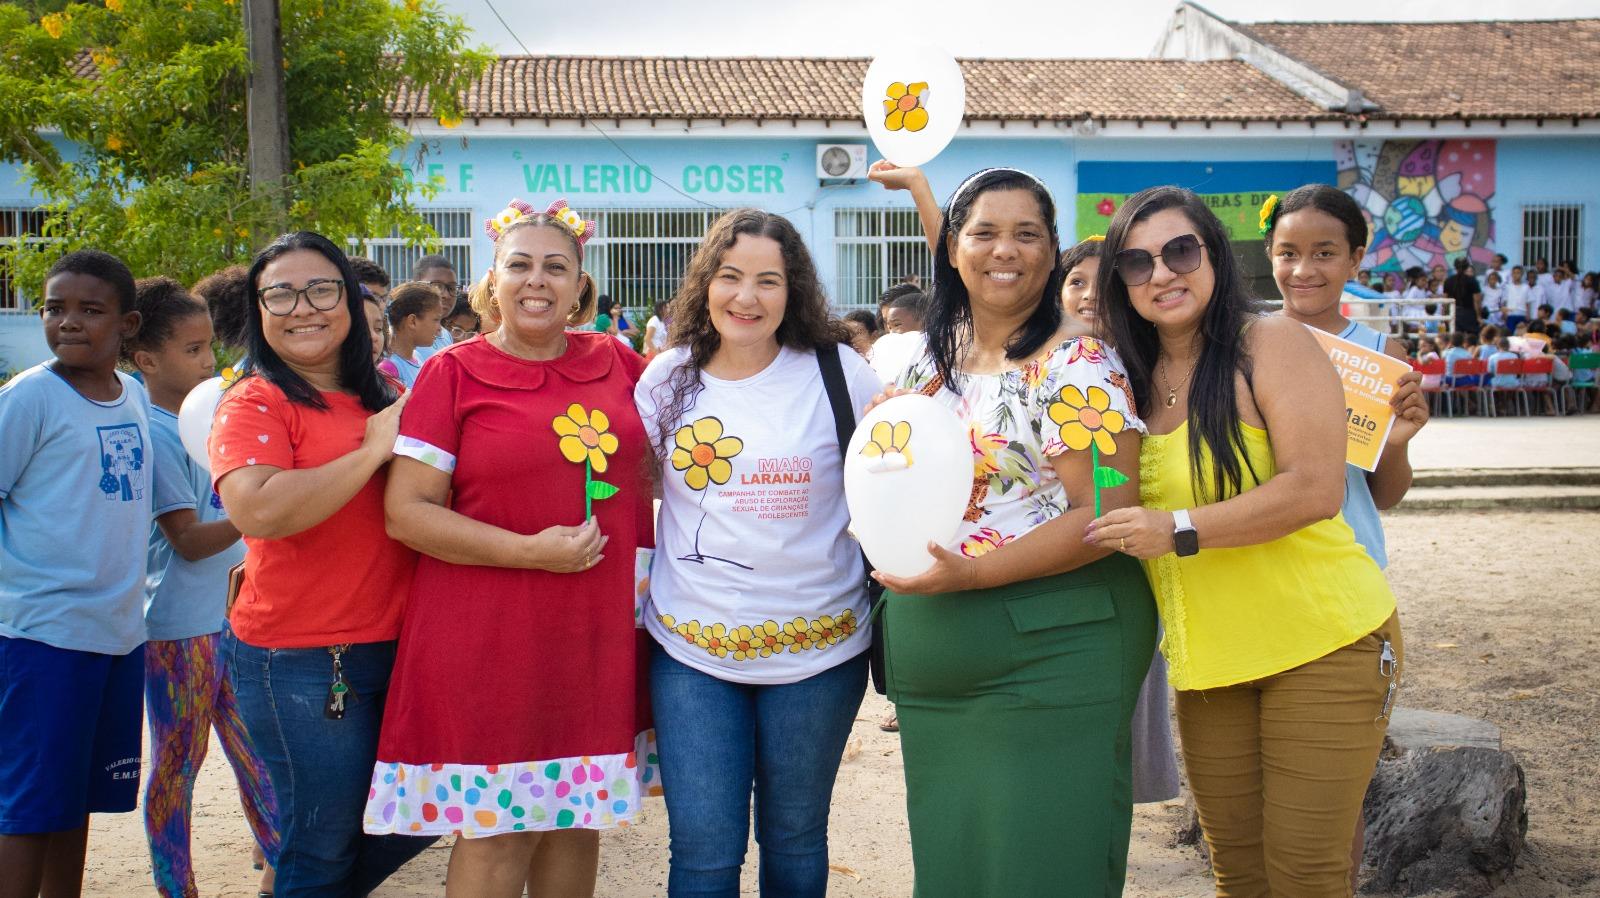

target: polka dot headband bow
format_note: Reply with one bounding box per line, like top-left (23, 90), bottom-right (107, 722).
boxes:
top-left (484, 198), bottom-right (597, 255)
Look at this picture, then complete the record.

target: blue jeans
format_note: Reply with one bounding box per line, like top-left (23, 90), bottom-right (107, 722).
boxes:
top-left (222, 626), bottom-right (435, 897)
top-left (650, 642), bottom-right (868, 898)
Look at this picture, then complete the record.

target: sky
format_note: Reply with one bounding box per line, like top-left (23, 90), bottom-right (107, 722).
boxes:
top-left (445, 0), bottom-right (1599, 58)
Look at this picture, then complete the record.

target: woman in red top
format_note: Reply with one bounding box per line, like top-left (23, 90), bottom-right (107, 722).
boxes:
top-left (364, 200), bottom-right (656, 898)
top-left (210, 232), bottom-right (431, 896)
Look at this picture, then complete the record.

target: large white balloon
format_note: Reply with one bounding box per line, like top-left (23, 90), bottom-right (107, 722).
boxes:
top-left (844, 394), bottom-right (970, 580)
top-left (861, 45), bottom-right (965, 168)
top-left (178, 375), bottom-right (226, 472)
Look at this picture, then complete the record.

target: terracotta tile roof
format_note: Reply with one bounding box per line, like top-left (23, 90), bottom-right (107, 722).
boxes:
top-left (390, 57), bottom-right (1338, 123)
top-left (1238, 18), bottom-right (1600, 119)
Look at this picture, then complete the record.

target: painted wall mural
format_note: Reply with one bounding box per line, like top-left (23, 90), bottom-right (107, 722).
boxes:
top-left (1076, 160), bottom-right (1337, 242)
top-left (1335, 139), bottom-right (1496, 273)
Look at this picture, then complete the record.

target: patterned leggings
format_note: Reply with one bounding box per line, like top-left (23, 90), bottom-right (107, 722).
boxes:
top-left (144, 634), bottom-right (280, 898)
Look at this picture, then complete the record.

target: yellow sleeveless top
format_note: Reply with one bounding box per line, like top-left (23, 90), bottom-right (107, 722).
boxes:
top-left (1139, 420), bottom-right (1395, 691)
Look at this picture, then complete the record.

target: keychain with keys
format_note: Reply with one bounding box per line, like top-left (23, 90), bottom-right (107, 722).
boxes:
top-left (1377, 639), bottom-right (1398, 721)
top-left (325, 644), bottom-right (356, 720)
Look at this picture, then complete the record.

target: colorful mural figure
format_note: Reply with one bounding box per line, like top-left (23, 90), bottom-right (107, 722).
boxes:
top-left (1335, 139), bottom-right (1496, 273)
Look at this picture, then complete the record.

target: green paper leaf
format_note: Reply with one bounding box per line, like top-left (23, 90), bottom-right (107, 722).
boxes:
top-left (587, 480), bottom-right (620, 501)
top-left (1093, 466), bottom-right (1130, 488)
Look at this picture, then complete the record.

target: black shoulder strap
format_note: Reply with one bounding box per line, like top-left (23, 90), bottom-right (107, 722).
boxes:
top-left (816, 340), bottom-right (857, 454)
top-left (817, 339), bottom-right (888, 696)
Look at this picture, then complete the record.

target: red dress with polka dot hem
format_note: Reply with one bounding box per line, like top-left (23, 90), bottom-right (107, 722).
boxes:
top-left (363, 333), bottom-right (659, 838)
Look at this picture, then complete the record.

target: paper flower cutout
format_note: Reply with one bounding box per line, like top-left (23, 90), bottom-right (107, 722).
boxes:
top-left (672, 417), bottom-right (743, 492)
top-left (552, 403), bottom-right (620, 520)
top-left (1048, 384), bottom-right (1130, 515)
top-left (1049, 385), bottom-right (1124, 456)
top-left (883, 81), bottom-right (929, 132)
top-left (554, 404), bottom-right (619, 473)
top-left (1258, 194), bottom-right (1280, 236)
top-left (220, 365), bottom-right (244, 389)
top-left (859, 420), bottom-right (914, 472)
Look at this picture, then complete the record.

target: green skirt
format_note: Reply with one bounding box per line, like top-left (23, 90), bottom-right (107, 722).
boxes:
top-left (882, 553), bottom-right (1157, 898)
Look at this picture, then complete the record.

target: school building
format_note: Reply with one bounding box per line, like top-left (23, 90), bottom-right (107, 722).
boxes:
top-left (3, 3), bottom-right (1597, 367)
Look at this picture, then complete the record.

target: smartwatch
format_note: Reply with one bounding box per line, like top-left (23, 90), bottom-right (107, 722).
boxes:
top-left (1172, 509), bottom-right (1199, 558)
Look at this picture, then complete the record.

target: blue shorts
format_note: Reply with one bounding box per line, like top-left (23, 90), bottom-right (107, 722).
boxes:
top-left (0, 637), bottom-right (145, 833)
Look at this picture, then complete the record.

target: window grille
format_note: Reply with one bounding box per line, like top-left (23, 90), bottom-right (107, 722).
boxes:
top-left (584, 207), bottom-right (731, 314)
top-left (352, 208), bottom-right (476, 287)
top-left (1522, 204), bottom-right (1583, 271)
top-left (833, 207), bottom-right (933, 312)
top-left (0, 207), bottom-right (48, 313)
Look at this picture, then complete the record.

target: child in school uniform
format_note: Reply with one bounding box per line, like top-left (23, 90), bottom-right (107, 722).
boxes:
top-left (0, 251), bottom-right (151, 895)
top-left (376, 282), bottom-right (443, 389)
top-left (125, 278), bottom-right (278, 898)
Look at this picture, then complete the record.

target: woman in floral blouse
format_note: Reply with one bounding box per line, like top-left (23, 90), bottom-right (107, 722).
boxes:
top-left (872, 168), bottom-right (1157, 896)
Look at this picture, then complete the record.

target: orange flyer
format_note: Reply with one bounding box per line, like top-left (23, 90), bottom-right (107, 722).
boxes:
top-left (1308, 327), bottom-right (1411, 472)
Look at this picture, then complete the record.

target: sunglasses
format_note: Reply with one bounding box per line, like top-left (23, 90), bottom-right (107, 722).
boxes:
top-left (1113, 234), bottom-right (1207, 287)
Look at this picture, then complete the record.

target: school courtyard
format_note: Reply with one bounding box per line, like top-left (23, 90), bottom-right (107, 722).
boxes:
top-left (83, 415), bottom-right (1600, 897)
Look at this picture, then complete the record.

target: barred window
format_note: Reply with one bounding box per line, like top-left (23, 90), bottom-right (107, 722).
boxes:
top-left (0, 207), bottom-right (48, 312)
top-left (584, 208), bottom-right (730, 313)
top-left (352, 208), bottom-right (475, 287)
top-left (833, 207), bottom-right (933, 313)
top-left (1522, 204), bottom-right (1583, 270)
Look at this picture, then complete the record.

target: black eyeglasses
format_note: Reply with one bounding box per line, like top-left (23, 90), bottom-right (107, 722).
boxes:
top-left (1113, 234), bottom-right (1207, 287)
top-left (260, 279), bottom-right (345, 317)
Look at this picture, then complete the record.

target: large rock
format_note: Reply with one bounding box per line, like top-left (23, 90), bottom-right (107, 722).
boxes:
top-left (1171, 708), bottom-right (1528, 898)
top-left (1360, 710), bottom-right (1528, 896)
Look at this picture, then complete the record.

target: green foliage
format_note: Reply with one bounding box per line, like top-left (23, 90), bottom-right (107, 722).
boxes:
top-left (0, 0), bottom-right (490, 295)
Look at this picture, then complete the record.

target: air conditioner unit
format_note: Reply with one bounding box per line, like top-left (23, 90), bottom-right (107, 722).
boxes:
top-left (816, 144), bottom-right (868, 180)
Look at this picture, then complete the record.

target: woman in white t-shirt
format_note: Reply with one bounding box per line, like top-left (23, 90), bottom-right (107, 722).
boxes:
top-left (635, 209), bottom-right (881, 897)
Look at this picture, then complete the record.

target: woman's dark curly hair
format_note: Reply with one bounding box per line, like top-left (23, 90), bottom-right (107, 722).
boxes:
top-left (651, 208), bottom-right (850, 456)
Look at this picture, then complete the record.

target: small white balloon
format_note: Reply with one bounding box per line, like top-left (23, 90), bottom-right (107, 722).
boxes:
top-left (844, 394), bottom-right (970, 580)
top-left (178, 375), bottom-right (226, 472)
top-left (861, 45), bottom-right (965, 168)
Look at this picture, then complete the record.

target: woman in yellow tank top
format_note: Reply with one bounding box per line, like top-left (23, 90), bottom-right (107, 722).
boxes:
top-left (1083, 186), bottom-right (1402, 898)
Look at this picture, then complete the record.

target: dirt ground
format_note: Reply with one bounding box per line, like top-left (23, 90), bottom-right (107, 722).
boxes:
top-left (84, 510), bottom-right (1600, 897)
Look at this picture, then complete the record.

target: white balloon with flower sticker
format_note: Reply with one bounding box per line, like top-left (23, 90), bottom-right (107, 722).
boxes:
top-left (861, 45), bottom-right (965, 168)
top-left (844, 394), bottom-right (971, 579)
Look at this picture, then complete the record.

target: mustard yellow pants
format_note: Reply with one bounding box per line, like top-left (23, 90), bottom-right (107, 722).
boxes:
top-left (1176, 610), bottom-right (1402, 898)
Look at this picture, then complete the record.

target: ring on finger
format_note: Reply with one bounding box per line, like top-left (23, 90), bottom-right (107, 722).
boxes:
top-left (1119, 537), bottom-right (1127, 553)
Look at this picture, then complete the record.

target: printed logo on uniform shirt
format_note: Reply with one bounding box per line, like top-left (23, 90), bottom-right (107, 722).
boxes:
top-left (106, 756), bottom-right (141, 781)
top-left (95, 424), bottom-right (146, 502)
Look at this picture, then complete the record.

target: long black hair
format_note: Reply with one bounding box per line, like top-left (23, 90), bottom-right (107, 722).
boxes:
top-left (925, 168), bottom-right (1065, 392)
top-left (1097, 186), bottom-right (1268, 501)
top-left (243, 231), bottom-right (397, 412)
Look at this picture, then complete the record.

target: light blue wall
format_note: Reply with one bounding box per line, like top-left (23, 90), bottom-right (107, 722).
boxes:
top-left (1495, 136), bottom-right (1600, 270)
top-left (3, 129), bottom-right (1596, 371)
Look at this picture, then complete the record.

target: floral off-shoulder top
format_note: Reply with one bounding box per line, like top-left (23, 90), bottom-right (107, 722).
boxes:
top-left (894, 335), bottom-right (1146, 557)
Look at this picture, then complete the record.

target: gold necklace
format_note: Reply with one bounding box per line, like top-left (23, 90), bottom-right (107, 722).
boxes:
top-left (1159, 355), bottom-right (1198, 408)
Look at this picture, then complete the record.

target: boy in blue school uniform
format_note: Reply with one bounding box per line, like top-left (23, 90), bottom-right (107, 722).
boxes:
top-left (0, 250), bottom-right (152, 896)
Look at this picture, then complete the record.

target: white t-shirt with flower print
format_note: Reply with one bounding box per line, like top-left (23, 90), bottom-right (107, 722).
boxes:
top-left (635, 345), bottom-right (884, 686)
top-left (892, 335), bottom-right (1145, 558)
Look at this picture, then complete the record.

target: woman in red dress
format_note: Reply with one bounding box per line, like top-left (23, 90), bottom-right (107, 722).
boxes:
top-left (363, 200), bottom-right (657, 897)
